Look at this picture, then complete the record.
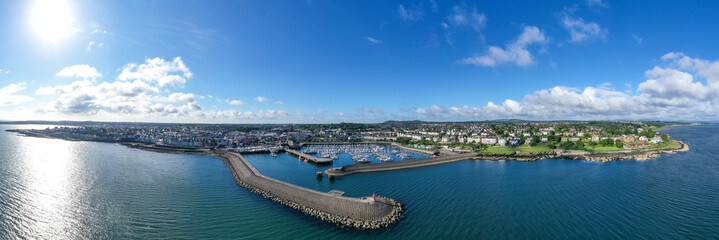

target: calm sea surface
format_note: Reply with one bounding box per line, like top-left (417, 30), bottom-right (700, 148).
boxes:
top-left (1, 124), bottom-right (718, 239)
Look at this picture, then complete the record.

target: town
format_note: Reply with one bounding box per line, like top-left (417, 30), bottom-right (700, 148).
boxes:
top-left (8, 120), bottom-right (683, 155)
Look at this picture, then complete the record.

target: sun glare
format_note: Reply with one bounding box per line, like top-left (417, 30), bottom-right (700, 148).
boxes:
top-left (31, 0), bottom-right (73, 41)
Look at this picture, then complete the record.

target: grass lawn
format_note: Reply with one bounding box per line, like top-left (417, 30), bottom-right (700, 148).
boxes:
top-left (589, 145), bottom-right (624, 152)
top-left (648, 139), bottom-right (677, 149)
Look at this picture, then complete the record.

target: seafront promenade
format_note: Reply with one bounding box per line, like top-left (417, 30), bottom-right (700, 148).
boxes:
top-left (215, 151), bottom-right (402, 228)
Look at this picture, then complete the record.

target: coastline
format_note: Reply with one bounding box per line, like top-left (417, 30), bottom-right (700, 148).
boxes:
top-left (326, 141), bottom-right (690, 177)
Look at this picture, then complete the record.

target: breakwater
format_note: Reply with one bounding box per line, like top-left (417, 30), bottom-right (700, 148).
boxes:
top-left (325, 152), bottom-right (480, 177)
top-left (121, 143), bottom-right (402, 229)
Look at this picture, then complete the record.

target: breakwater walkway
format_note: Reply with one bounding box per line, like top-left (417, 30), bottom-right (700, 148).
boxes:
top-left (285, 149), bottom-right (333, 164)
top-left (119, 143), bottom-right (402, 229)
top-left (325, 152), bottom-right (480, 177)
top-left (212, 151), bottom-right (402, 229)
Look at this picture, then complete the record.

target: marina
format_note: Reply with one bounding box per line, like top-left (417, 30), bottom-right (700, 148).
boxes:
top-left (300, 144), bottom-right (426, 164)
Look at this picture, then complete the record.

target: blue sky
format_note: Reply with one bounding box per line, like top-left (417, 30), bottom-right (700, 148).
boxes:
top-left (1, 0), bottom-right (718, 123)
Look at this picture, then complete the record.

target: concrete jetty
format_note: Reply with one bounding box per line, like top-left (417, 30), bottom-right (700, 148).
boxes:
top-left (325, 152), bottom-right (479, 177)
top-left (285, 149), bottom-right (333, 164)
top-left (118, 143), bottom-right (402, 229)
top-left (213, 151), bottom-right (402, 229)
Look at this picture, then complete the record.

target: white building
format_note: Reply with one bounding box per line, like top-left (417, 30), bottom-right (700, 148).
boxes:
top-left (481, 137), bottom-right (498, 145)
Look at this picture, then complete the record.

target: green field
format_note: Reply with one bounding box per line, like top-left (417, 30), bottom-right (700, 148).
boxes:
top-left (648, 139), bottom-right (677, 149)
top-left (588, 145), bottom-right (624, 152)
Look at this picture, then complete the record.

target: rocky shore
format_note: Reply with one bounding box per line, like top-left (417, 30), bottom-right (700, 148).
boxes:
top-left (472, 140), bottom-right (690, 163)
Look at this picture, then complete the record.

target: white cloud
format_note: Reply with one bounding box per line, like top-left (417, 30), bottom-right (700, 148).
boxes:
top-left (226, 99), bottom-right (243, 105)
top-left (365, 37), bottom-right (382, 44)
top-left (56, 64), bottom-right (102, 79)
top-left (414, 105), bottom-right (446, 118)
top-left (0, 82), bottom-right (33, 106)
top-left (398, 4), bottom-right (424, 21)
top-left (118, 57), bottom-right (192, 87)
top-left (255, 96), bottom-right (268, 103)
top-left (639, 67), bottom-right (707, 99)
top-left (91, 29), bottom-right (107, 34)
top-left (416, 53), bottom-right (719, 121)
top-left (447, 6), bottom-right (486, 31)
top-left (200, 109), bottom-right (289, 120)
top-left (461, 26), bottom-right (546, 67)
top-left (361, 107), bottom-right (387, 115)
top-left (38, 57), bottom-right (200, 116)
top-left (440, 22), bottom-right (450, 29)
top-left (586, 0), bottom-right (608, 8)
top-left (430, 0), bottom-right (438, 12)
top-left (334, 112), bottom-right (344, 117)
top-left (275, 101), bottom-right (284, 105)
top-left (87, 41), bottom-right (103, 52)
top-left (166, 92), bottom-right (197, 103)
top-left (28, 57), bottom-right (306, 122)
top-left (560, 11), bottom-right (608, 43)
top-left (632, 34), bottom-right (643, 44)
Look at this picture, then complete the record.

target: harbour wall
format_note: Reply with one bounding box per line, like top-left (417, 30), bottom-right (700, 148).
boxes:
top-left (121, 143), bottom-right (403, 229)
top-left (325, 152), bottom-right (479, 177)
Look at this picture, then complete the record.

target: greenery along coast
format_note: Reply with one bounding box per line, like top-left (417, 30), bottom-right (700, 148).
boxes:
top-left (3, 120), bottom-right (692, 163)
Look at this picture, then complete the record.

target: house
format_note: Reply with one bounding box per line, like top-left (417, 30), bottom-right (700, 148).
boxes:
top-left (541, 137), bottom-right (548, 142)
top-left (651, 136), bottom-right (663, 143)
top-left (498, 138), bottom-right (507, 146)
top-left (625, 142), bottom-right (650, 149)
top-left (481, 137), bottom-right (498, 145)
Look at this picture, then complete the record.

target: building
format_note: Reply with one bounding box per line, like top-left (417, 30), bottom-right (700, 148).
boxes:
top-left (481, 137), bottom-right (498, 145)
top-left (625, 142), bottom-right (650, 149)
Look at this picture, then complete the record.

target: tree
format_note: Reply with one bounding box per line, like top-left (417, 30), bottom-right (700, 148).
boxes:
top-left (574, 141), bottom-right (585, 150)
top-left (600, 138), bottom-right (614, 146)
top-left (530, 136), bottom-right (541, 147)
top-left (615, 139), bottom-right (624, 149)
top-left (661, 134), bottom-right (669, 142)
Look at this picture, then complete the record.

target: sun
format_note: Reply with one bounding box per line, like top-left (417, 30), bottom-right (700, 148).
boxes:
top-left (31, 0), bottom-right (73, 41)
